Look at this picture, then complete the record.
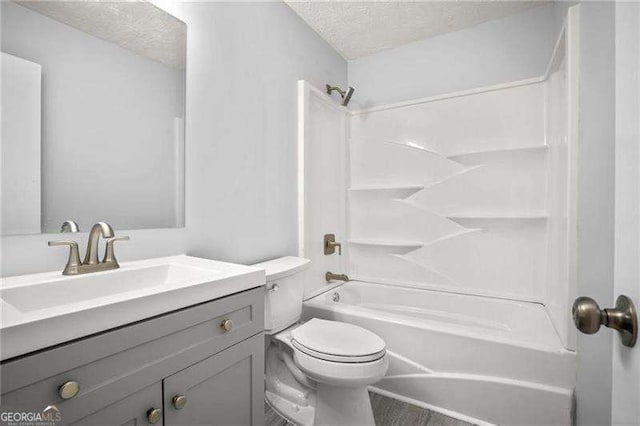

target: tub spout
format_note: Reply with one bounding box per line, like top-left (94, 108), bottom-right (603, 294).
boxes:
top-left (326, 271), bottom-right (349, 282)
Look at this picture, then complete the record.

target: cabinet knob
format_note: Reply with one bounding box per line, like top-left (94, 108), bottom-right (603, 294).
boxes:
top-left (220, 319), bottom-right (233, 332)
top-left (172, 394), bottom-right (187, 410)
top-left (58, 380), bottom-right (80, 400)
top-left (146, 408), bottom-right (162, 424)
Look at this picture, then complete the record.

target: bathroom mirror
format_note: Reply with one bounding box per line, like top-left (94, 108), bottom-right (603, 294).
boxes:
top-left (0, 1), bottom-right (186, 235)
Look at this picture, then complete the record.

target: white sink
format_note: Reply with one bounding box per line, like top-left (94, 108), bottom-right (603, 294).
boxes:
top-left (0, 255), bottom-right (265, 360)
top-left (2, 263), bottom-right (218, 312)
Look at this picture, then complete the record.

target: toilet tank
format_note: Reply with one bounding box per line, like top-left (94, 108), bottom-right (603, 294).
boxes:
top-left (253, 257), bottom-right (311, 335)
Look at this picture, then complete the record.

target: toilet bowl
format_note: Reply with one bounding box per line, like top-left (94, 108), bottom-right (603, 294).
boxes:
top-left (254, 257), bottom-right (388, 426)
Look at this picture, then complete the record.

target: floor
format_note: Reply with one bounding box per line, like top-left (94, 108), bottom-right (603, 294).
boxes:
top-left (265, 392), bottom-right (475, 426)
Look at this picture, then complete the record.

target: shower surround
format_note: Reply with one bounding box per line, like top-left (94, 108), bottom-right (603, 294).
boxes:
top-left (298, 11), bottom-right (578, 426)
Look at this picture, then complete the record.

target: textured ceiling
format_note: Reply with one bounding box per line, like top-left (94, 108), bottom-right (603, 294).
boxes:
top-left (16, 0), bottom-right (186, 69)
top-left (285, 1), bottom-right (548, 60)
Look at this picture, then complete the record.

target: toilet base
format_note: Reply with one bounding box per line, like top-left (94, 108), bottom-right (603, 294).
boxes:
top-left (314, 384), bottom-right (375, 426)
top-left (265, 390), bottom-right (315, 426)
top-left (266, 326), bottom-right (384, 426)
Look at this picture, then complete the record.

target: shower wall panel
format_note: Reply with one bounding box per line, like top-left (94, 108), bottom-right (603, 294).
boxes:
top-left (346, 24), bottom-right (577, 349)
top-left (297, 21), bottom-right (576, 350)
top-left (298, 81), bottom-right (348, 298)
top-left (543, 30), bottom-right (578, 350)
top-left (348, 81), bottom-right (550, 302)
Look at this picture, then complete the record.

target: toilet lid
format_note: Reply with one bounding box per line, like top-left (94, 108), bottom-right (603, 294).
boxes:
top-left (291, 319), bottom-right (386, 363)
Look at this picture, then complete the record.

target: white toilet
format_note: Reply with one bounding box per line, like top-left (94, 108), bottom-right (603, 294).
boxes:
top-left (254, 256), bottom-right (388, 426)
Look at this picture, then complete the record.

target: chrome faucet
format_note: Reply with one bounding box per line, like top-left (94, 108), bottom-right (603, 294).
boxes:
top-left (49, 222), bottom-right (129, 275)
top-left (325, 271), bottom-right (349, 282)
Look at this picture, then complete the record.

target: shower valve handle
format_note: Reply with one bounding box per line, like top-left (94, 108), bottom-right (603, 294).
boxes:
top-left (324, 234), bottom-right (341, 255)
top-left (327, 240), bottom-right (341, 255)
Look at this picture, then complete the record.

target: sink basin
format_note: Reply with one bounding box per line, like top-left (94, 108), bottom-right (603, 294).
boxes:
top-left (0, 255), bottom-right (265, 360)
top-left (2, 263), bottom-right (218, 312)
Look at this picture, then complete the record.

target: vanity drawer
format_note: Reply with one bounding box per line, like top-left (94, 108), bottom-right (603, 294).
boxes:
top-left (0, 287), bottom-right (263, 423)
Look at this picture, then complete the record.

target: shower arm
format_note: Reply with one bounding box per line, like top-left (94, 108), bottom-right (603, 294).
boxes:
top-left (326, 84), bottom-right (346, 97)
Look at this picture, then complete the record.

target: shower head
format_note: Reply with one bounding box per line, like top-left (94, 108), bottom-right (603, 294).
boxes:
top-left (326, 84), bottom-right (355, 107)
top-left (342, 86), bottom-right (354, 106)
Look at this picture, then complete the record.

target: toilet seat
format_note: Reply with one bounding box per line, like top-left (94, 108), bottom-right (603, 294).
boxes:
top-left (291, 318), bottom-right (386, 363)
top-left (291, 340), bottom-right (386, 363)
top-left (293, 343), bottom-right (389, 388)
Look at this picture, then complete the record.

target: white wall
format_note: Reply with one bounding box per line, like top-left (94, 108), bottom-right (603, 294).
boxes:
top-left (1, 2), bottom-right (185, 232)
top-left (0, 1), bottom-right (347, 277)
top-left (347, 3), bottom-right (561, 107)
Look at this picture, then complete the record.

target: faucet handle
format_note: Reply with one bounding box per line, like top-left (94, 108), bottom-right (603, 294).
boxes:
top-left (48, 240), bottom-right (82, 275)
top-left (103, 236), bottom-right (130, 265)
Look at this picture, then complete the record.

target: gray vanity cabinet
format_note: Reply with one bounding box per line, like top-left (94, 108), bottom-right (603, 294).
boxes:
top-left (0, 287), bottom-right (265, 426)
top-left (163, 334), bottom-right (264, 426)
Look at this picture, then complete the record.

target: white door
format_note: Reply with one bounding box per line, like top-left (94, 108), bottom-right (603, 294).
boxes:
top-left (611, 2), bottom-right (640, 425)
top-left (574, 3), bottom-right (639, 425)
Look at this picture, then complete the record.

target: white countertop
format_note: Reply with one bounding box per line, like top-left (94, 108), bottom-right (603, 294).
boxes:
top-left (0, 255), bottom-right (265, 361)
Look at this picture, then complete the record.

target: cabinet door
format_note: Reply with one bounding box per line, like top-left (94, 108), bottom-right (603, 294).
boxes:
top-left (163, 334), bottom-right (264, 426)
top-left (71, 382), bottom-right (162, 426)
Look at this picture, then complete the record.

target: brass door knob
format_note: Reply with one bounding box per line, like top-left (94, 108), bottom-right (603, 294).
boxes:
top-left (572, 295), bottom-right (637, 347)
top-left (172, 394), bottom-right (187, 410)
top-left (146, 408), bottom-right (162, 424)
top-left (58, 380), bottom-right (80, 400)
top-left (220, 319), bottom-right (233, 332)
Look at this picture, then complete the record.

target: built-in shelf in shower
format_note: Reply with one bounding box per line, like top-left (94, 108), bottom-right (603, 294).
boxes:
top-left (446, 213), bottom-right (549, 223)
top-left (349, 239), bottom-right (424, 252)
top-left (446, 144), bottom-right (548, 160)
top-left (349, 184), bottom-right (425, 191)
top-left (380, 140), bottom-right (441, 156)
top-left (353, 140), bottom-right (548, 161)
top-left (349, 184), bottom-right (425, 198)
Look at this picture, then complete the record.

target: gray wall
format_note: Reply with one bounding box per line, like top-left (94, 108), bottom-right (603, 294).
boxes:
top-left (177, 2), bottom-right (347, 265)
top-left (347, 3), bottom-right (561, 107)
top-left (0, 1), bottom-right (347, 276)
top-left (1, 2), bottom-right (185, 232)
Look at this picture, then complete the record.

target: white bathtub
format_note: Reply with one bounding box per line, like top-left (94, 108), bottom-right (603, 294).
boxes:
top-left (303, 281), bottom-right (576, 425)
